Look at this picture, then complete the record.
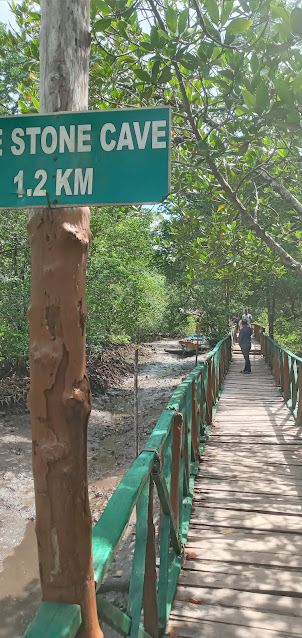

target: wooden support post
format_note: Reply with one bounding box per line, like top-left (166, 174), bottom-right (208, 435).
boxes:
top-left (296, 365), bottom-right (302, 426)
top-left (183, 415), bottom-right (189, 495)
top-left (280, 351), bottom-right (284, 392)
top-left (170, 412), bottom-right (183, 528)
top-left (27, 2), bottom-right (102, 636)
top-left (283, 352), bottom-right (290, 404)
top-left (206, 361), bottom-right (213, 424)
top-left (134, 347), bottom-right (139, 457)
top-left (200, 368), bottom-right (205, 437)
top-left (211, 358), bottom-right (216, 403)
top-left (219, 351), bottom-right (223, 390)
top-left (191, 381), bottom-right (199, 459)
top-left (273, 346), bottom-right (280, 386)
top-left (143, 480), bottom-right (158, 638)
top-left (291, 364), bottom-right (297, 412)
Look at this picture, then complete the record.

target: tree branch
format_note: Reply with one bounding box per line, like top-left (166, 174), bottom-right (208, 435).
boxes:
top-left (208, 158), bottom-right (302, 276)
top-left (148, 0), bottom-right (302, 277)
top-left (259, 169), bottom-right (302, 217)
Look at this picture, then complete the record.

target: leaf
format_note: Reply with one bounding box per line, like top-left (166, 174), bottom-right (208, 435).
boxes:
top-left (226, 17), bottom-right (253, 35)
top-left (140, 41), bottom-right (154, 52)
top-left (186, 551), bottom-right (197, 560)
top-left (250, 52), bottom-right (259, 74)
top-left (133, 68), bottom-right (151, 83)
top-left (18, 100), bottom-right (30, 113)
top-left (220, 528), bottom-right (233, 534)
top-left (204, 0), bottom-right (219, 25)
top-left (150, 26), bottom-right (159, 48)
top-left (242, 88), bottom-right (256, 108)
top-left (166, 6), bottom-right (178, 33)
top-left (151, 59), bottom-right (160, 82)
top-left (221, 0), bottom-right (234, 26)
top-left (217, 204), bottom-right (225, 211)
top-left (274, 79), bottom-right (290, 103)
top-left (93, 0), bottom-right (111, 15)
top-left (93, 17), bottom-right (112, 32)
top-left (256, 81), bottom-right (269, 110)
top-left (32, 97), bottom-right (39, 110)
top-left (291, 7), bottom-right (302, 36)
top-left (178, 8), bottom-right (189, 35)
top-left (158, 66), bottom-right (172, 83)
top-left (186, 598), bottom-right (202, 605)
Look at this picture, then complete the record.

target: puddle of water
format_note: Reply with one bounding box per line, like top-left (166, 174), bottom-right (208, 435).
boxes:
top-left (0, 520), bottom-right (41, 638)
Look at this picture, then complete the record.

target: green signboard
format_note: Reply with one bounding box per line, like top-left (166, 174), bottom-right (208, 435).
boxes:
top-left (0, 106), bottom-right (170, 209)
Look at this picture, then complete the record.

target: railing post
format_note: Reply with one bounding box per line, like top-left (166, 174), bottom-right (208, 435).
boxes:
top-left (296, 364), bottom-right (302, 426)
top-left (291, 362), bottom-right (298, 413)
top-left (283, 352), bottom-right (290, 403)
top-left (273, 345), bottom-right (280, 386)
top-left (211, 357), bottom-right (216, 405)
top-left (183, 414), bottom-right (189, 495)
top-left (206, 360), bottom-right (213, 424)
top-left (191, 380), bottom-right (199, 459)
top-left (170, 412), bottom-right (183, 528)
top-left (127, 478), bottom-right (150, 638)
top-left (200, 367), bottom-right (205, 439)
top-left (143, 479), bottom-right (158, 638)
top-left (280, 350), bottom-right (284, 392)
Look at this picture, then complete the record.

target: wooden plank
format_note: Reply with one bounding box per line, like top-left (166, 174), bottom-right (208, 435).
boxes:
top-left (23, 602), bottom-right (81, 638)
top-left (192, 478), bottom-right (302, 495)
top-left (127, 479), bottom-right (149, 638)
top-left (166, 617), bottom-right (295, 638)
top-left (183, 546), bottom-right (302, 568)
top-left (175, 585), bottom-right (302, 616)
top-left (97, 597), bottom-right (152, 638)
top-left (186, 529), bottom-right (302, 552)
top-left (192, 493), bottom-right (302, 515)
top-left (189, 509), bottom-right (302, 532)
top-left (203, 437), bottom-right (302, 444)
top-left (206, 443), bottom-right (302, 451)
top-left (177, 564), bottom-right (302, 595)
top-left (182, 557), bottom-right (302, 577)
top-left (201, 456), bottom-right (302, 466)
top-left (198, 463), bottom-right (302, 478)
top-left (170, 601), bottom-right (302, 634)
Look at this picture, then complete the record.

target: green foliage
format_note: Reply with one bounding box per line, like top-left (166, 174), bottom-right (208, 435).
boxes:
top-left (0, 209), bottom-right (30, 361)
top-left (87, 208), bottom-right (167, 347)
top-left (1, 0), bottom-right (302, 361)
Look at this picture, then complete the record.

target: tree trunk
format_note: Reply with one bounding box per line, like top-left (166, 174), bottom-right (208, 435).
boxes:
top-left (267, 291), bottom-right (275, 339)
top-left (225, 280), bottom-right (230, 328)
top-left (27, 1), bottom-right (102, 636)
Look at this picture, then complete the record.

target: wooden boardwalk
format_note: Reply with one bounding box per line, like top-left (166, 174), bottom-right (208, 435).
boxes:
top-left (167, 341), bottom-right (302, 637)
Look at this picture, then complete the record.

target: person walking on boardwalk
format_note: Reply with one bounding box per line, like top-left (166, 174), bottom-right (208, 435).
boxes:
top-left (242, 307), bottom-right (253, 327)
top-left (239, 318), bottom-right (252, 374)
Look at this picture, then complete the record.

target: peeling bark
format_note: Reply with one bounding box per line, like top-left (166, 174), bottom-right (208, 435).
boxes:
top-left (28, 208), bottom-right (101, 636)
top-left (27, 1), bottom-right (102, 636)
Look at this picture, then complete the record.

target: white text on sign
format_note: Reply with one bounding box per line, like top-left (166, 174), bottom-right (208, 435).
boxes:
top-left (1, 120), bottom-right (167, 157)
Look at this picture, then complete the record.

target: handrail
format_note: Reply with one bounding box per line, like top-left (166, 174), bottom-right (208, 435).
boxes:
top-left (254, 324), bottom-right (302, 424)
top-left (23, 332), bottom-right (233, 638)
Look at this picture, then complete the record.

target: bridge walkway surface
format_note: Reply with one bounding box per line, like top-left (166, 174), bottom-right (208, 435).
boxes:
top-left (166, 340), bottom-right (302, 638)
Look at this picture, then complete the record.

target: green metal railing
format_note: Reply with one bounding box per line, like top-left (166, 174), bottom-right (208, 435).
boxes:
top-left (254, 324), bottom-right (302, 424)
top-left (24, 332), bottom-right (233, 638)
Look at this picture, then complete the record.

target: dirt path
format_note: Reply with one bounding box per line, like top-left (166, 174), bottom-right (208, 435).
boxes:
top-left (0, 340), bottom-right (200, 637)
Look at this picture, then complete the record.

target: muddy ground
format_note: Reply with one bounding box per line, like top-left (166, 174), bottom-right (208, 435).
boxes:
top-left (0, 339), bottom-right (202, 637)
